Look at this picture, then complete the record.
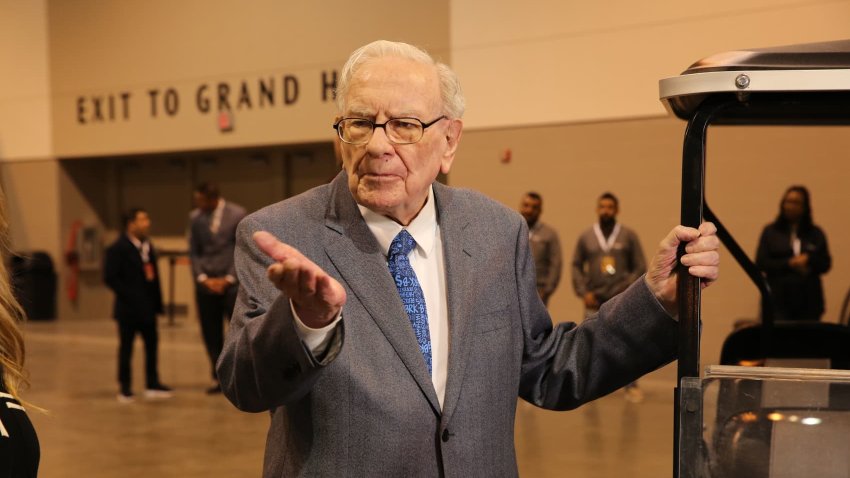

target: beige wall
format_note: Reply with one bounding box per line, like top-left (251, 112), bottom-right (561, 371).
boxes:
top-left (2, 0), bottom-right (449, 322)
top-left (0, 0), bottom-right (52, 161)
top-left (48, 0), bottom-right (451, 157)
top-left (451, 118), bottom-right (850, 380)
top-left (0, 0), bottom-right (59, 274)
top-left (450, 0), bottom-right (850, 129)
top-left (0, 160), bottom-right (61, 258)
top-left (446, 0), bottom-right (850, 381)
top-left (56, 159), bottom-right (115, 320)
top-left (1, 0), bottom-right (847, 387)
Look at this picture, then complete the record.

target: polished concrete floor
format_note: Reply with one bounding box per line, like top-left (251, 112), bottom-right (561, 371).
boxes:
top-left (23, 317), bottom-right (676, 477)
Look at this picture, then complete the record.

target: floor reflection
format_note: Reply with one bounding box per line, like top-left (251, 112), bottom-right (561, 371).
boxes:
top-left (514, 383), bottom-right (674, 477)
top-left (24, 318), bottom-right (675, 477)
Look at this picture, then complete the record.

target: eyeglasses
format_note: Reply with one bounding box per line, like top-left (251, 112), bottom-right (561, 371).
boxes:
top-left (333, 116), bottom-right (447, 145)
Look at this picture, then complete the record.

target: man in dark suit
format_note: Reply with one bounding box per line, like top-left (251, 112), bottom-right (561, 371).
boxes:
top-left (218, 40), bottom-right (720, 477)
top-left (104, 208), bottom-right (172, 403)
top-left (189, 183), bottom-right (247, 393)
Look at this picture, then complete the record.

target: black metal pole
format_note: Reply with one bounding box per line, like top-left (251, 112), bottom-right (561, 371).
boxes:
top-left (703, 203), bottom-right (774, 358)
top-left (673, 96), bottom-right (735, 478)
top-left (667, 89), bottom-right (850, 478)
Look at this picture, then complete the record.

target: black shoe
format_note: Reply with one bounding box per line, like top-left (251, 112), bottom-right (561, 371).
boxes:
top-left (144, 384), bottom-right (174, 399)
top-left (206, 383), bottom-right (222, 394)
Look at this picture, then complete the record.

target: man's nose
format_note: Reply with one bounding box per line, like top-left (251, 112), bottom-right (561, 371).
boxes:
top-left (366, 125), bottom-right (395, 154)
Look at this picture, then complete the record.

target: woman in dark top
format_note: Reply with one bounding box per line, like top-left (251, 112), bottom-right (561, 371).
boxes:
top-left (756, 185), bottom-right (832, 321)
top-left (0, 189), bottom-right (40, 477)
top-left (0, 372), bottom-right (39, 477)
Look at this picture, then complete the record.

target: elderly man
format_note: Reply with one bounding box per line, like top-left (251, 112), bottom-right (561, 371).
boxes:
top-left (218, 40), bottom-right (720, 477)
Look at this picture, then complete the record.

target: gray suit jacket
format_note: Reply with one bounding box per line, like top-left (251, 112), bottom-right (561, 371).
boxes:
top-left (218, 172), bottom-right (678, 477)
top-left (188, 200), bottom-right (247, 284)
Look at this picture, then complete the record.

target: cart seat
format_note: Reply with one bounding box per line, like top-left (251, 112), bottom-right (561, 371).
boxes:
top-left (720, 321), bottom-right (850, 370)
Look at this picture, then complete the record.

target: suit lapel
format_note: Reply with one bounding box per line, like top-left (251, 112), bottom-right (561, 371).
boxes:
top-left (323, 174), bottom-right (441, 414)
top-left (432, 183), bottom-right (476, 424)
top-left (195, 211), bottom-right (213, 241)
top-left (121, 235), bottom-right (144, 269)
top-left (148, 243), bottom-right (159, 276)
top-left (218, 202), bottom-right (234, 235)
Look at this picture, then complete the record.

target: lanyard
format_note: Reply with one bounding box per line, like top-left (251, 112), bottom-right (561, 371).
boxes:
top-left (592, 222), bottom-right (621, 254)
top-left (790, 229), bottom-right (802, 256)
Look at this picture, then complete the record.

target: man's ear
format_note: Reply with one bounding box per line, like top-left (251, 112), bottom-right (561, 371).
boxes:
top-left (440, 119), bottom-right (463, 174)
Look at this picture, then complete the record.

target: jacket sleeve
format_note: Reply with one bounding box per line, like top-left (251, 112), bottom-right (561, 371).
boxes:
top-left (808, 227), bottom-right (831, 275)
top-left (571, 236), bottom-right (589, 297)
top-left (542, 231), bottom-right (563, 297)
top-left (103, 244), bottom-right (133, 304)
top-left (217, 215), bottom-right (344, 413)
top-left (151, 248), bottom-right (165, 314)
top-left (103, 244), bottom-right (121, 291)
top-left (517, 220), bottom-right (677, 411)
top-left (188, 214), bottom-right (204, 280)
top-left (227, 205), bottom-right (249, 280)
top-left (755, 226), bottom-right (792, 274)
top-left (615, 230), bottom-right (647, 296)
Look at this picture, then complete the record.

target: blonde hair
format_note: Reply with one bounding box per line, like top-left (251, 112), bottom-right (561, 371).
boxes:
top-left (335, 40), bottom-right (466, 119)
top-left (0, 186), bottom-right (29, 400)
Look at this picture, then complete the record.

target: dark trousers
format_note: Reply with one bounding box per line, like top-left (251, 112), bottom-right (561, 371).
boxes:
top-left (196, 285), bottom-right (237, 380)
top-left (117, 318), bottom-right (160, 391)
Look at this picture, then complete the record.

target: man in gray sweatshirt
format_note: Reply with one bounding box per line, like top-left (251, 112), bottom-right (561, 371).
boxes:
top-left (519, 192), bottom-right (562, 306)
top-left (571, 192), bottom-right (646, 402)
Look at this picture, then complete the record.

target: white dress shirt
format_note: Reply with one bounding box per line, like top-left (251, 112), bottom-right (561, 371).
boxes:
top-left (293, 186), bottom-right (450, 408)
top-left (210, 198), bottom-right (225, 234)
top-left (127, 234), bottom-right (151, 263)
top-left (196, 198), bottom-right (236, 284)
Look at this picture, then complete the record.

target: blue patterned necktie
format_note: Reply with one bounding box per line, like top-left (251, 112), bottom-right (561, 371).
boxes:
top-left (388, 230), bottom-right (432, 375)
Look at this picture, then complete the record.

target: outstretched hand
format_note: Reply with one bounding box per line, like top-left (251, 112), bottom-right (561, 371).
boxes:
top-left (644, 222), bottom-right (720, 315)
top-left (253, 231), bottom-right (347, 328)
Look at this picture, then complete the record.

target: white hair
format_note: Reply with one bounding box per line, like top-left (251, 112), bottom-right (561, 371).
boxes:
top-left (335, 40), bottom-right (465, 119)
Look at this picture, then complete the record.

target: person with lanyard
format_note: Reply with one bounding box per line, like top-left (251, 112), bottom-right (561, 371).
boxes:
top-left (104, 208), bottom-right (173, 403)
top-left (571, 192), bottom-right (647, 402)
top-left (756, 185), bottom-right (831, 321)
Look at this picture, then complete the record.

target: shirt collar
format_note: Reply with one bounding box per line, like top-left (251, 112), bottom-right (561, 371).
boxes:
top-left (213, 198), bottom-right (225, 215)
top-left (126, 233), bottom-right (146, 249)
top-left (358, 186), bottom-right (438, 258)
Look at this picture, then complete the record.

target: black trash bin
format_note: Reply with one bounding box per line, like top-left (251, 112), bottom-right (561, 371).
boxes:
top-left (10, 251), bottom-right (58, 320)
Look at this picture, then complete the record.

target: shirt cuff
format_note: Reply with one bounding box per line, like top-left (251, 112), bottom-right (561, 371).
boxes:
top-left (291, 300), bottom-right (343, 356)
